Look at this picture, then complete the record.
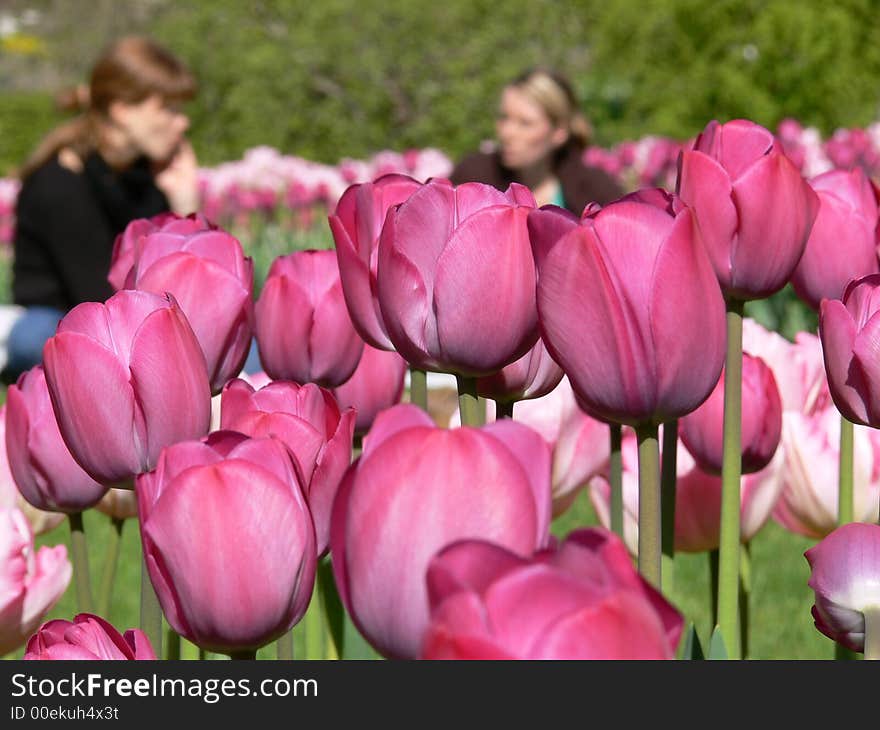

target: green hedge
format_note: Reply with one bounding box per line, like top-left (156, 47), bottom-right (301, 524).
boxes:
top-left (4, 1), bottom-right (880, 172)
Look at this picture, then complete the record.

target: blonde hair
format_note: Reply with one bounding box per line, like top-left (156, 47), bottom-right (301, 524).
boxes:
top-left (508, 67), bottom-right (592, 148)
top-left (19, 36), bottom-right (196, 179)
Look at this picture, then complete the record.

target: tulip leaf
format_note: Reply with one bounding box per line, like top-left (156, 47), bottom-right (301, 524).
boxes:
top-left (678, 622), bottom-right (704, 660)
top-left (317, 558), bottom-right (346, 658)
top-left (707, 626), bottom-right (729, 660)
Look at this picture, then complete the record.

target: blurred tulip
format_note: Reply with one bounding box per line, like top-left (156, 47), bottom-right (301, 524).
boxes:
top-left (124, 225), bottom-right (254, 394)
top-left (255, 250), bottom-right (364, 387)
top-left (221, 378), bottom-right (354, 555)
top-left (377, 179), bottom-right (539, 376)
top-left (329, 173), bottom-right (423, 350)
top-left (42, 290), bottom-right (211, 485)
top-left (476, 336), bottom-right (563, 404)
top-left (332, 344), bottom-right (407, 436)
top-left (0, 406), bottom-right (64, 536)
top-left (108, 212), bottom-right (215, 291)
top-left (534, 188), bottom-right (726, 427)
top-left (0, 507), bottom-right (71, 656)
top-left (680, 353), bottom-right (782, 475)
top-left (791, 168), bottom-right (880, 310)
top-left (24, 613), bottom-right (155, 660)
top-left (5, 367), bottom-right (107, 513)
top-left (806, 523), bottom-right (880, 656)
top-left (741, 319), bottom-right (829, 415)
top-left (94, 489), bottom-right (138, 521)
top-left (820, 274), bottom-right (880, 426)
top-left (330, 404), bottom-right (551, 659)
top-left (137, 432), bottom-right (317, 653)
top-left (590, 426), bottom-right (784, 554)
top-left (421, 528), bottom-right (683, 659)
top-left (677, 118), bottom-right (819, 300)
top-left (772, 407), bottom-right (880, 539)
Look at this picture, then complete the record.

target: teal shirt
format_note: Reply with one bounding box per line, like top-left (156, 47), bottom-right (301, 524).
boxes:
top-left (551, 184), bottom-right (565, 208)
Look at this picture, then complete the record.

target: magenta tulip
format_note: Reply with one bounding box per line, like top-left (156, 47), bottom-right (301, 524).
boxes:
top-left (677, 118), bottom-right (819, 300)
top-left (377, 179), bottom-right (538, 376)
top-left (331, 343), bottom-right (407, 436)
top-left (0, 507), bottom-right (71, 656)
top-left (534, 188), bottom-right (726, 426)
top-left (330, 404), bottom-right (551, 659)
top-left (773, 406), bottom-right (880, 539)
top-left (680, 353), bottom-right (782, 475)
top-left (220, 378), bottom-right (354, 555)
top-left (421, 528), bottom-right (683, 659)
top-left (820, 274), bottom-right (880, 426)
top-left (109, 212), bottom-right (215, 291)
top-left (124, 226), bottom-right (254, 393)
top-left (255, 249), bottom-right (364, 387)
top-left (806, 523), bottom-right (880, 656)
top-left (590, 426), bottom-right (785, 554)
top-left (5, 367), bottom-right (107, 512)
top-left (791, 168), bottom-right (880, 310)
top-left (476, 336), bottom-right (563, 404)
top-left (330, 173), bottom-right (423, 350)
top-left (137, 432), bottom-right (317, 653)
top-left (42, 290), bottom-right (211, 485)
top-left (24, 613), bottom-right (155, 660)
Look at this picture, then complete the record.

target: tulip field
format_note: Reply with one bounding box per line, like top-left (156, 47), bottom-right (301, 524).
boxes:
top-left (6, 117), bottom-right (880, 662)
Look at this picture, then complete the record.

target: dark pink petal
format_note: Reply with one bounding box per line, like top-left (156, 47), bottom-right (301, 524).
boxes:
top-left (819, 299), bottom-right (867, 424)
top-left (426, 539), bottom-right (528, 608)
top-left (254, 275), bottom-right (312, 381)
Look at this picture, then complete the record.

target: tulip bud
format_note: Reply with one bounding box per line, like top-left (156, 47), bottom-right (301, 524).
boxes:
top-left (24, 613), bottom-right (155, 660)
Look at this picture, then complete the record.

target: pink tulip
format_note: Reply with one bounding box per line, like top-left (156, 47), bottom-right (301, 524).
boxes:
top-left (680, 353), bottom-right (782, 475)
top-left (109, 212), bottom-right (215, 291)
top-left (791, 168), bottom-right (880, 310)
top-left (5, 367), bottom-right (107, 512)
top-left (741, 319), bottom-right (830, 415)
top-left (255, 250), bottom-right (364, 387)
top-left (124, 226), bottom-right (255, 394)
top-left (24, 613), bottom-right (155, 660)
top-left (590, 426), bottom-right (784, 554)
top-left (0, 406), bottom-right (64, 536)
top-left (820, 274), bottom-right (880, 426)
top-left (331, 344), bottom-right (407, 436)
top-left (0, 507), bottom-right (71, 656)
top-left (534, 188), bottom-right (726, 427)
top-left (476, 336), bottom-right (564, 404)
top-left (329, 173), bottom-right (423, 350)
top-left (772, 407), bottom-right (880, 539)
top-left (677, 119), bottom-right (819, 300)
top-left (220, 378), bottom-right (354, 555)
top-left (421, 528), bottom-right (683, 659)
top-left (137, 432), bottom-right (317, 653)
top-left (42, 290), bottom-right (212, 485)
top-left (806, 523), bottom-right (880, 655)
top-left (377, 179), bottom-right (539, 376)
top-left (330, 404), bottom-right (551, 659)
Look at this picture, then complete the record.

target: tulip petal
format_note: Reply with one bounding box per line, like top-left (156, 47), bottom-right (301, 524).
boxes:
top-left (527, 207), bottom-right (580, 277)
top-left (820, 299), bottom-right (867, 424)
top-left (254, 275), bottom-right (313, 381)
top-left (426, 539), bottom-right (528, 608)
top-left (851, 313), bottom-right (880, 425)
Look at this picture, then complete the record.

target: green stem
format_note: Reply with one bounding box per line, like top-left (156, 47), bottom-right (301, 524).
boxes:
top-left (352, 433), bottom-right (363, 460)
top-left (610, 424), bottom-right (623, 539)
top-left (709, 548), bottom-right (719, 628)
top-left (140, 554), bottom-right (162, 657)
top-left (276, 630), bottom-right (294, 660)
top-left (198, 648), bottom-right (206, 661)
top-left (97, 517), bottom-right (125, 616)
top-left (457, 376), bottom-right (484, 426)
top-left (636, 423), bottom-right (661, 589)
top-left (317, 558), bottom-right (344, 659)
top-left (165, 627), bottom-right (181, 660)
top-left (410, 368), bottom-right (428, 412)
top-left (863, 607), bottom-right (880, 660)
top-left (304, 590), bottom-right (324, 660)
top-left (718, 299), bottom-right (743, 659)
top-left (739, 541), bottom-right (751, 660)
top-left (68, 512), bottom-right (94, 614)
top-left (496, 400), bottom-right (515, 419)
top-left (661, 419), bottom-right (678, 593)
top-left (228, 650), bottom-right (256, 660)
top-left (839, 415), bottom-right (854, 526)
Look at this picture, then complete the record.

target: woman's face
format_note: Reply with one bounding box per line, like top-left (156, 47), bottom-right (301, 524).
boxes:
top-left (109, 94), bottom-right (190, 162)
top-left (495, 86), bottom-right (568, 172)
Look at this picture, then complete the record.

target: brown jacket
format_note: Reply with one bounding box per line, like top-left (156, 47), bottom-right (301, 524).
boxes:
top-left (449, 142), bottom-right (625, 214)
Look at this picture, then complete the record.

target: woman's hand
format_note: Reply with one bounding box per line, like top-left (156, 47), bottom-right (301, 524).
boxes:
top-left (154, 139), bottom-right (200, 215)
